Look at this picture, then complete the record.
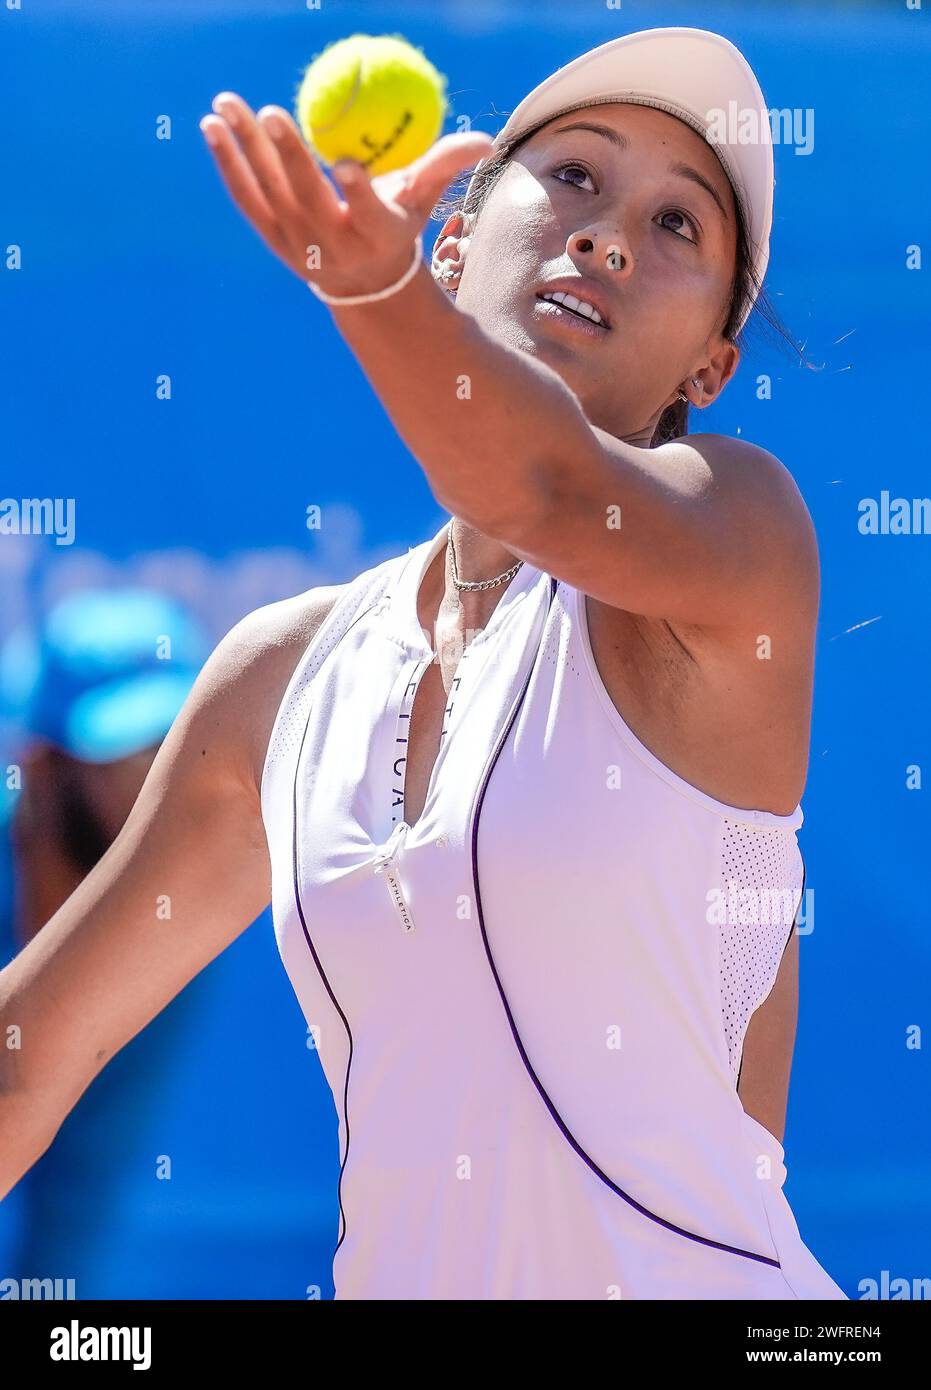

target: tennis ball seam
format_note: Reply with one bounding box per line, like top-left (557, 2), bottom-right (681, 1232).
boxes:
top-left (311, 61), bottom-right (364, 135)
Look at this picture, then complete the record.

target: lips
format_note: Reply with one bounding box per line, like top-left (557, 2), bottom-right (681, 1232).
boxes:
top-left (535, 283), bottom-right (611, 330)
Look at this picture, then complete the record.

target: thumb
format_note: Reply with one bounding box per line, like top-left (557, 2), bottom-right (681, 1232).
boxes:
top-left (390, 131), bottom-right (495, 218)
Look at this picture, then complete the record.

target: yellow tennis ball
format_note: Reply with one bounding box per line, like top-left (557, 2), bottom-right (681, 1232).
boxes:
top-left (295, 33), bottom-right (448, 176)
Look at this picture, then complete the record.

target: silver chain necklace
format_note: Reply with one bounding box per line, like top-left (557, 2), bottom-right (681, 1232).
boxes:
top-left (447, 529), bottom-right (524, 592)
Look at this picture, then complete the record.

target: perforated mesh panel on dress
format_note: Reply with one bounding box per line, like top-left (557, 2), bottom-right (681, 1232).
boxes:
top-left (539, 585), bottom-right (582, 680)
top-left (718, 819), bottom-right (804, 1084)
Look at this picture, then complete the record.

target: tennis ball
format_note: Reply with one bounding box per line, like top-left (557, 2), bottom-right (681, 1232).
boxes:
top-left (295, 33), bottom-right (448, 176)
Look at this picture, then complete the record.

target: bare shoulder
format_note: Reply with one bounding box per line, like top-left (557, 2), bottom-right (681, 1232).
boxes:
top-left (668, 431), bottom-right (820, 621)
top-left (198, 583), bottom-right (348, 803)
top-left (676, 433), bottom-right (819, 559)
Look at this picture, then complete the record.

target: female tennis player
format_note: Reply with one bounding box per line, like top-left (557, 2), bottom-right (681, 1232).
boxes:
top-left (0, 28), bottom-right (846, 1299)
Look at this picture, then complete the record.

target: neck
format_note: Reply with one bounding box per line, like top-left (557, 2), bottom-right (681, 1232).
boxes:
top-left (419, 518), bottom-right (523, 652)
top-left (449, 516), bottom-right (521, 583)
top-left (623, 422), bottom-right (660, 449)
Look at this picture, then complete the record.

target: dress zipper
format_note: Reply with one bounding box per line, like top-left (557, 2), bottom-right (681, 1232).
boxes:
top-left (373, 821), bottom-right (416, 933)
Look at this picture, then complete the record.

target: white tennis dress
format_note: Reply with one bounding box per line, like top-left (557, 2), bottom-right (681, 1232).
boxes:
top-left (260, 520), bottom-right (847, 1300)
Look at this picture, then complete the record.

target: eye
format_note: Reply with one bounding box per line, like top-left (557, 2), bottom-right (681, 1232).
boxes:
top-left (551, 161), bottom-right (596, 192)
top-left (551, 161), bottom-right (701, 244)
top-left (657, 209), bottom-right (699, 244)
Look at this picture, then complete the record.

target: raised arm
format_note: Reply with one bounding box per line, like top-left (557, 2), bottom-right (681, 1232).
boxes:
top-left (0, 586), bottom-right (340, 1200)
top-left (199, 98), bottom-right (817, 631)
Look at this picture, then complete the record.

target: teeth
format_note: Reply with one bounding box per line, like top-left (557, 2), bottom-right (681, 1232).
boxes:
top-left (541, 290), bottom-right (605, 326)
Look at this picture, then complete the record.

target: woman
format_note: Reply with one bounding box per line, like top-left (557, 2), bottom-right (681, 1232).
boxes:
top-left (0, 28), bottom-right (846, 1299)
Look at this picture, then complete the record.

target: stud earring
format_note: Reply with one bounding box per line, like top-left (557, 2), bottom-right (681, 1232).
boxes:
top-left (677, 377), bottom-right (703, 404)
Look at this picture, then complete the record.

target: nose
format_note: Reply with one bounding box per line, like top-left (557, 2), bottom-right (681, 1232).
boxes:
top-left (567, 227), bottom-right (633, 281)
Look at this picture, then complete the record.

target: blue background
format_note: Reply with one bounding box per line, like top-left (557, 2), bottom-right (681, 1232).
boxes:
top-left (1, 0), bottom-right (928, 1299)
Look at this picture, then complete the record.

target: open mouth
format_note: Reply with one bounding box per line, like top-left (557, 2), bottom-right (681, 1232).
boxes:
top-left (535, 290), bottom-right (609, 330)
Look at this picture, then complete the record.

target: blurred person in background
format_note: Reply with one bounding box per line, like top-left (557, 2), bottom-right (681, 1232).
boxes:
top-left (0, 589), bottom-right (208, 1292)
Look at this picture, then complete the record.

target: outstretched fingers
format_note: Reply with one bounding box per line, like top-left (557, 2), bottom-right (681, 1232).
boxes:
top-left (199, 114), bottom-right (291, 261)
top-left (254, 105), bottom-right (345, 228)
top-left (210, 93), bottom-right (301, 217)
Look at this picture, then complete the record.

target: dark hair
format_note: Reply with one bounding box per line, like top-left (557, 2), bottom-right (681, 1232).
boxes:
top-left (433, 114), bottom-right (807, 448)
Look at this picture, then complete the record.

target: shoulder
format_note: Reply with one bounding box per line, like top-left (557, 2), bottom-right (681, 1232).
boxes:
top-left (660, 432), bottom-right (817, 539)
top-left (219, 584), bottom-right (349, 672)
top-left (209, 539), bottom-right (414, 795)
top-left (661, 431), bottom-right (819, 599)
top-left (188, 584), bottom-right (350, 803)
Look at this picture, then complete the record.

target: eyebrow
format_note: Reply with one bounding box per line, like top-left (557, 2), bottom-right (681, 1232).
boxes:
top-left (547, 120), bottom-right (730, 222)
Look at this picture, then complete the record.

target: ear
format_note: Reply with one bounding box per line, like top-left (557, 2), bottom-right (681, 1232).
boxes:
top-left (691, 338), bottom-right (741, 408)
top-left (431, 210), bottom-right (474, 293)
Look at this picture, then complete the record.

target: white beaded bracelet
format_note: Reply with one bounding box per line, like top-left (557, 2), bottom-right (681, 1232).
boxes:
top-left (306, 239), bottom-right (423, 306)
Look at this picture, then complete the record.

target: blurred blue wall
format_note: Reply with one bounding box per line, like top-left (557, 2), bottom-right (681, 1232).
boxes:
top-left (1, 0), bottom-right (928, 1298)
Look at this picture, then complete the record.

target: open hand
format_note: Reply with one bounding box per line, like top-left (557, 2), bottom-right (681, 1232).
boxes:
top-left (200, 93), bottom-right (494, 299)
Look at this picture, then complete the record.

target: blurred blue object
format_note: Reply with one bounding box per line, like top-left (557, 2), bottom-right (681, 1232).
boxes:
top-left (0, 589), bottom-right (208, 764)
